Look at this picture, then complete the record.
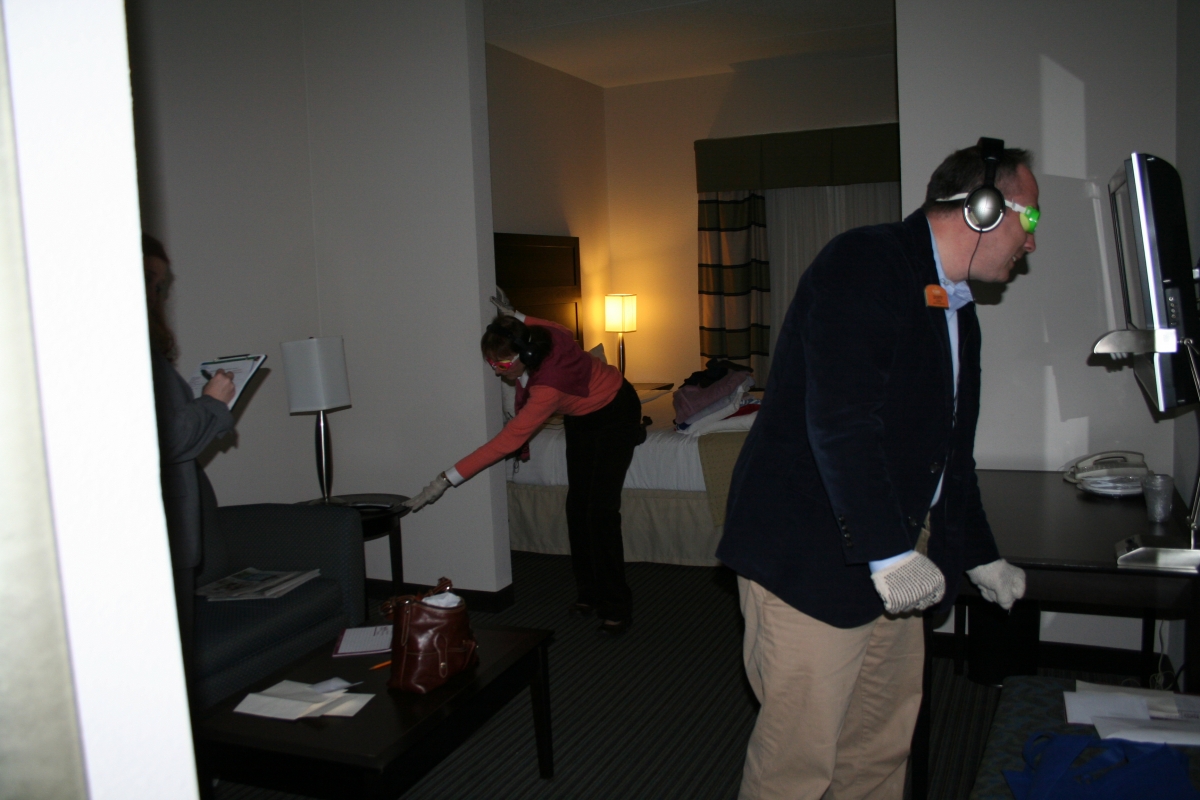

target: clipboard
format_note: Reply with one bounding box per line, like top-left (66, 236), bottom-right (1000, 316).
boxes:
top-left (188, 354), bottom-right (266, 409)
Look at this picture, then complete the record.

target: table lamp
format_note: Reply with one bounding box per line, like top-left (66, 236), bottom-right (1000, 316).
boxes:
top-left (281, 336), bottom-right (351, 504)
top-left (605, 293), bottom-right (637, 376)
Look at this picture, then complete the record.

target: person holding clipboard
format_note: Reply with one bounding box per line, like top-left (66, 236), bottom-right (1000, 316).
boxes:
top-left (143, 234), bottom-right (237, 708)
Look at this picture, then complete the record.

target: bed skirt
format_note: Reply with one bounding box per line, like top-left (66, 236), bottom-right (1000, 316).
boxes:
top-left (506, 482), bottom-right (722, 567)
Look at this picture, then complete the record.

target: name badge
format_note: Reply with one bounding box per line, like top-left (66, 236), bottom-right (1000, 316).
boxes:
top-left (924, 284), bottom-right (949, 309)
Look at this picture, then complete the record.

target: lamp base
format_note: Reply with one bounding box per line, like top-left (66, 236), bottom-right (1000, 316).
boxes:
top-left (315, 409), bottom-right (333, 502)
top-left (1115, 534), bottom-right (1200, 571)
top-left (302, 495), bottom-right (350, 506)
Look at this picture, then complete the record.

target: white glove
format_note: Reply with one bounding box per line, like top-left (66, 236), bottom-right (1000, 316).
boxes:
top-left (403, 473), bottom-right (453, 513)
top-left (870, 552), bottom-right (946, 615)
top-left (966, 558), bottom-right (1026, 611)
top-left (489, 287), bottom-right (517, 318)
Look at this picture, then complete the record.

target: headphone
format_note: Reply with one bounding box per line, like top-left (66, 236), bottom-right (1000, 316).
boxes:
top-left (939, 137), bottom-right (1007, 233)
top-left (486, 322), bottom-right (542, 369)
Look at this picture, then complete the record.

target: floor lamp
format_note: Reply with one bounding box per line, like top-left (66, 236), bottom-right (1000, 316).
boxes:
top-left (281, 336), bottom-right (352, 504)
top-left (605, 293), bottom-right (637, 376)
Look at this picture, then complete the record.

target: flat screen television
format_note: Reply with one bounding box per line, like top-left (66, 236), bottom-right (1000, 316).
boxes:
top-left (1109, 152), bottom-right (1199, 411)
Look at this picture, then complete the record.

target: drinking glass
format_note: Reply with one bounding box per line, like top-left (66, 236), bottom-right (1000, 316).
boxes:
top-left (1142, 474), bottom-right (1174, 523)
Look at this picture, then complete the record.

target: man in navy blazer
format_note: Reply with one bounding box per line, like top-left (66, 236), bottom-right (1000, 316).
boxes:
top-left (717, 141), bottom-right (1039, 800)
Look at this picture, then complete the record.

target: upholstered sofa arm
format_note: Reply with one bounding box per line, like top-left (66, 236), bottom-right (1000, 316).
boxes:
top-left (213, 503), bottom-right (365, 626)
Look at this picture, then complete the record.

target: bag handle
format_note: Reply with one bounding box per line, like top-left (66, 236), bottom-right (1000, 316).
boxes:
top-left (381, 577), bottom-right (455, 620)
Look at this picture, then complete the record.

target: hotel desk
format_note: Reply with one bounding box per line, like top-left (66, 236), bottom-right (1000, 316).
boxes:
top-left (911, 469), bottom-right (1200, 800)
top-left (975, 468), bottom-right (1199, 686)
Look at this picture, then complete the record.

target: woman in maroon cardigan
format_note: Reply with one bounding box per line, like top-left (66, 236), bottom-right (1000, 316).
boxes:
top-left (405, 292), bottom-right (644, 634)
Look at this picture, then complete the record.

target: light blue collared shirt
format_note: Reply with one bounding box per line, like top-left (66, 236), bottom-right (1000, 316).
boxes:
top-left (927, 219), bottom-right (971, 508)
top-left (868, 222), bottom-right (974, 573)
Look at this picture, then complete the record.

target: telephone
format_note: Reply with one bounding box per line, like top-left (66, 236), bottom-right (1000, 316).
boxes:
top-left (1062, 451), bottom-right (1150, 484)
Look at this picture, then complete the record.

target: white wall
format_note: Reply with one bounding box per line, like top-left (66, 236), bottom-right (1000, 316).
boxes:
top-left (5, 0), bottom-right (197, 795)
top-left (131, 0), bottom-right (510, 591)
top-left (486, 45), bottom-right (612, 350)
top-left (898, 0), bottom-right (1180, 655)
top-left (603, 51), bottom-right (898, 385)
top-left (898, 0), bottom-right (1177, 474)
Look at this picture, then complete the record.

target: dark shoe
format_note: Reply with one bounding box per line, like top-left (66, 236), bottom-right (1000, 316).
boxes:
top-left (598, 618), bottom-right (631, 636)
top-left (568, 602), bottom-right (596, 618)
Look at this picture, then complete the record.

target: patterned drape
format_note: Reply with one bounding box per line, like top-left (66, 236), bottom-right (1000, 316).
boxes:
top-left (698, 190), bottom-right (770, 380)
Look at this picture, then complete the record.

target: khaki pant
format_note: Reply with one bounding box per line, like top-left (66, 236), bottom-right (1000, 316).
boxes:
top-left (737, 578), bottom-right (924, 800)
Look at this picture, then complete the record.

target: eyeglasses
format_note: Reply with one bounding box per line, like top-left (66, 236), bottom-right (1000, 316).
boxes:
top-left (486, 355), bottom-right (519, 370)
top-left (1005, 199), bottom-right (1040, 234)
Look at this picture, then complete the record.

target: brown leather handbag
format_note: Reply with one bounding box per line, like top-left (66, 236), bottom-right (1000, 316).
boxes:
top-left (382, 577), bottom-right (478, 694)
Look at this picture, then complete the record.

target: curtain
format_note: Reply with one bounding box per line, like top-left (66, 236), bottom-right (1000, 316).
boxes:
top-left (698, 190), bottom-right (770, 380)
top-left (764, 182), bottom-right (901, 355)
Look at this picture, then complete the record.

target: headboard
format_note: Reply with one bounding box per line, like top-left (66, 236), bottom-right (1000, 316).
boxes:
top-left (493, 232), bottom-right (582, 346)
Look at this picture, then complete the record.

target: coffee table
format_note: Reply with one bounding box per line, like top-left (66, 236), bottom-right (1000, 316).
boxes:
top-left (197, 626), bottom-right (554, 799)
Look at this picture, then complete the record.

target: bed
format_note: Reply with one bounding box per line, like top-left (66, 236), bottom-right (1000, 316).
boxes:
top-left (492, 231), bottom-right (753, 566)
top-left (504, 390), bottom-right (754, 566)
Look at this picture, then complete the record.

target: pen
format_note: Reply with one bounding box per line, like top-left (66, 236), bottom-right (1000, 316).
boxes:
top-left (369, 660), bottom-right (392, 670)
top-left (201, 369), bottom-right (213, 380)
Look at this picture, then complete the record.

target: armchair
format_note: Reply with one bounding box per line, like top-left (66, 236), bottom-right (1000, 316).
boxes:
top-left (192, 503), bottom-right (365, 708)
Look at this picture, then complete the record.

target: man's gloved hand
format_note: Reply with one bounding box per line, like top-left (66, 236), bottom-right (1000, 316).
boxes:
top-left (966, 558), bottom-right (1026, 611)
top-left (489, 287), bottom-right (516, 318)
top-left (403, 473), bottom-right (453, 513)
top-left (870, 552), bottom-right (946, 615)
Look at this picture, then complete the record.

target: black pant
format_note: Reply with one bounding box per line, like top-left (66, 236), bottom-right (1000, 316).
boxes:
top-left (563, 380), bottom-right (644, 622)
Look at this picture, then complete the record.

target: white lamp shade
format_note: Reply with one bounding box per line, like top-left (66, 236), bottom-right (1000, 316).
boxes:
top-left (605, 294), bottom-right (637, 332)
top-left (280, 336), bottom-right (351, 413)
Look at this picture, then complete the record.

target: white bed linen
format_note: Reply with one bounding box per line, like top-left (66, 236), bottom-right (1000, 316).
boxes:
top-left (509, 391), bottom-right (691, 489)
top-left (509, 427), bottom-right (708, 491)
top-left (506, 391), bottom-right (756, 492)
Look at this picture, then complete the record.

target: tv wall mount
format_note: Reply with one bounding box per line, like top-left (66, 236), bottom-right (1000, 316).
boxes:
top-left (1094, 327), bottom-right (1200, 571)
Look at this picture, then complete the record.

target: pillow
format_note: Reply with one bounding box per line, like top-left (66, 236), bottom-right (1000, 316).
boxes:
top-left (589, 343), bottom-right (607, 364)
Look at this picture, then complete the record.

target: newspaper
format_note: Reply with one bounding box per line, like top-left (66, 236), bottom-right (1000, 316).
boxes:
top-left (197, 567), bottom-right (320, 601)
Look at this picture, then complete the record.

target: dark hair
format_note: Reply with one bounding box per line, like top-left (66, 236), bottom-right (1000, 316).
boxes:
top-left (141, 234), bottom-right (178, 362)
top-left (922, 145), bottom-right (1033, 214)
top-left (480, 315), bottom-right (552, 371)
top-left (142, 233), bottom-right (168, 262)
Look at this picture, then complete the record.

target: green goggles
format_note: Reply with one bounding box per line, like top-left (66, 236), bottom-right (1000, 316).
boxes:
top-left (1005, 199), bottom-right (1040, 234)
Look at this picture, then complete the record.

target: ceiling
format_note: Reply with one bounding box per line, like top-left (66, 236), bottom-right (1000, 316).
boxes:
top-left (482, 0), bottom-right (896, 88)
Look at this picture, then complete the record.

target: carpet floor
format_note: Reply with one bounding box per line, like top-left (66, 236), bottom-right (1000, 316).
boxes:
top-left (212, 552), bottom-right (1132, 800)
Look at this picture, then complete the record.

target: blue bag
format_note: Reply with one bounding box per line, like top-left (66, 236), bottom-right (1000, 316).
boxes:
top-left (1003, 732), bottom-right (1199, 799)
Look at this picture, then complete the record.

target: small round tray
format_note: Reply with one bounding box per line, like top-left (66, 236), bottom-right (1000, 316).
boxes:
top-left (1079, 475), bottom-right (1144, 497)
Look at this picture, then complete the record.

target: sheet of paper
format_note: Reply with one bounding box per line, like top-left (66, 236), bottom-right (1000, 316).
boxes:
top-left (188, 354), bottom-right (266, 409)
top-left (1093, 716), bottom-right (1200, 746)
top-left (300, 696), bottom-right (348, 718)
top-left (323, 694), bottom-right (374, 717)
top-left (1064, 691), bottom-right (1150, 725)
top-left (234, 679), bottom-right (367, 720)
top-left (259, 680), bottom-right (342, 704)
top-left (1075, 680), bottom-right (1179, 717)
top-left (1176, 695), bottom-right (1200, 719)
top-left (334, 625), bottom-right (394, 656)
top-left (310, 677), bottom-right (356, 694)
top-left (235, 693), bottom-right (326, 721)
